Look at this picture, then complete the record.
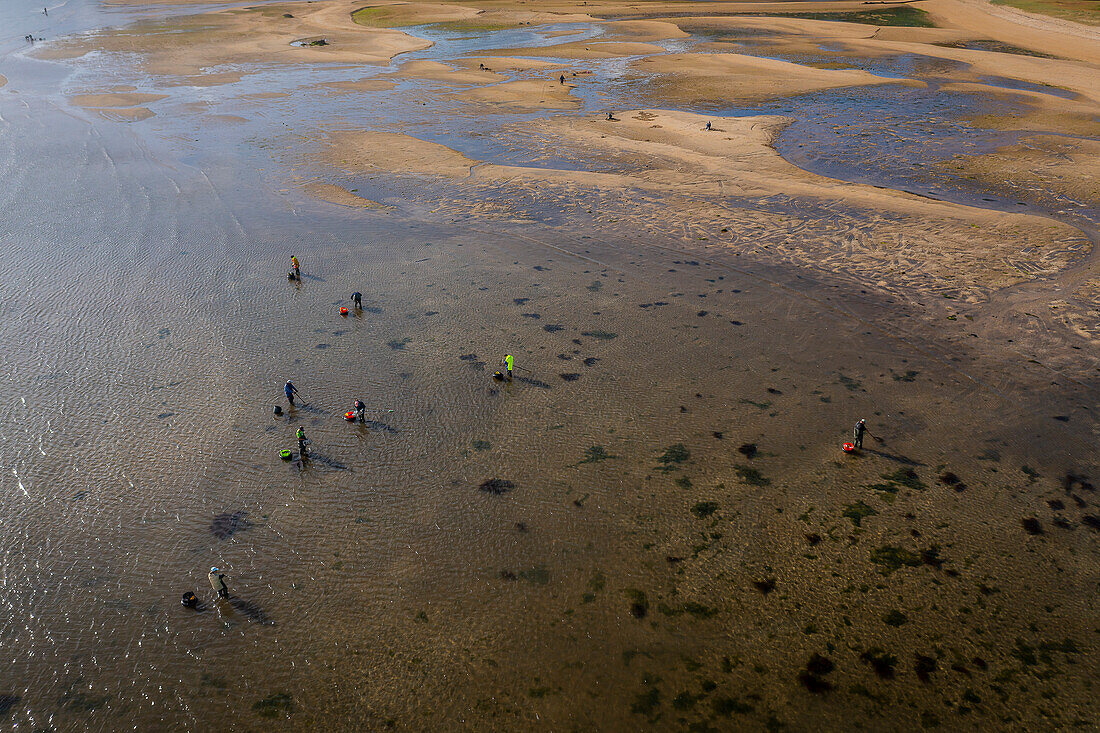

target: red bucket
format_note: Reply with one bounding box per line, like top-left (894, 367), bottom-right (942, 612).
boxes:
top-left (842, 442), bottom-right (855, 453)
top-left (340, 307), bottom-right (349, 316)
top-left (344, 411), bottom-right (356, 421)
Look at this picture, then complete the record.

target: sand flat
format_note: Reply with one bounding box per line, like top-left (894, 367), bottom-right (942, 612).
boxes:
top-left (325, 130), bottom-right (477, 178)
top-left (303, 181), bottom-right (389, 208)
top-left (922, 0), bottom-right (1100, 63)
top-left (322, 77), bottom-right (398, 92)
top-left (387, 59), bottom-right (506, 84)
top-left (19, 1), bottom-right (1100, 728)
top-left (36, 0), bottom-right (434, 78)
top-left (455, 77), bottom-right (580, 108)
top-left (71, 92), bottom-right (167, 108)
top-left (459, 56), bottom-right (568, 72)
top-left (483, 40), bottom-right (669, 59)
top-left (95, 107), bottom-right (156, 122)
top-left (633, 52), bottom-right (914, 102)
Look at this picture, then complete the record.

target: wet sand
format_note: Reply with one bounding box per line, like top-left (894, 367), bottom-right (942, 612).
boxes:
top-left (1, 0), bottom-right (1098, 730)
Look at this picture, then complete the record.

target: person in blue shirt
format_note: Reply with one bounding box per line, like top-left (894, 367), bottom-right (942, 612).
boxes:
top-left (284, 380), bottom-right (299, 406)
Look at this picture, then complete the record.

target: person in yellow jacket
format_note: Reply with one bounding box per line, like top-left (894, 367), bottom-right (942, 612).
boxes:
top-left (290, 255), bottom-right (300, 279)
top-left (500, 354), bottom-right (513, 381)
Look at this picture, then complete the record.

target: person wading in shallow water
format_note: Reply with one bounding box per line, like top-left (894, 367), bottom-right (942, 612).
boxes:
top-left (853, 418), bottom-right (869, 449)
top-left (284, 380), bottom-right (299, 406)
top-left (501, 354), bottom-right (514, 381)
top-left (296, 426), bottom-right (309, 460)
top-left (208, 567), bottom-right (229, 599)
top-left (354, 399), bottom-right (366, 423)
top-left (352, 291), bottom-right (362, 309)
top-left (290, 255), bottom-right (300, 279)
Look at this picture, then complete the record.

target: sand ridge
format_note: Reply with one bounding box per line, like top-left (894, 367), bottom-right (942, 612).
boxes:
top-left (632, 52), bottom-right (918, 102)
top-left (70, 92), bottom-right (168, 108)
top-left (314, 113), bottom-right (1083, 296)
top-left (455, 77), bottom-right (581, 108)
top-left (36, 0), bottom-right (434, 79)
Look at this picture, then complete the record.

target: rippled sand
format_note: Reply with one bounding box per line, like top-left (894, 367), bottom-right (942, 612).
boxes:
top-left (1, 0), bottom-right (1098, 729)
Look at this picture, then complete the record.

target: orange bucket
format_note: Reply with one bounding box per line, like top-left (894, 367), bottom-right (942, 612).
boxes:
top-left (340, 307), bottom-right (348, 316)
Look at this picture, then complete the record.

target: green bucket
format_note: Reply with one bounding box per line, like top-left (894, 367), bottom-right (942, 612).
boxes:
top-left (280, 449), bottom-right (293, 460)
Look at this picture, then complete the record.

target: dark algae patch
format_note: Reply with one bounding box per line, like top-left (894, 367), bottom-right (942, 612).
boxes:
top-left (631, 687), bottom-right (660, 718)
top-left (210, 511), bottom-right (251, 540)
top-left (578, 445), bottom-right (616, 464)
top-left (882, 468), bottom-right (925, 491)
top-left (753, 578), bottom-right (776, 595)
top-left (870, 545), bottom-right (922, 574)
top-left (914, 654), bottom-right (938, 683)
top-left (883, 610), bottom-right (909, 627)
top-left (749, 6), bottom-right (936, 26)
top-left (691, 501), bottom-right (719, 518)
top-left (580, 329), bottom-right (617, 340)
top-left (737, 443), bottom-right (757, 458)
top-left (253, 692), bottom-right (294, 718)
top-left (656, 443), bottom-right (690, 471)
top-left (0, 695), bottom-right (19, 717)
top-left (625, 589), bottom-right (649, 618)
top-left (843, 501), bottom-right (877, 527)
top-left (479, 478), bottom-right (514, 495)
top-left (799, 653), bottom-right (835, 693)
top-left (861, 648), bottom-right (898, 679)
top-left (734, 464), bottom-right (770, 486)
top-left (519, 566), bottom-right (551, 584)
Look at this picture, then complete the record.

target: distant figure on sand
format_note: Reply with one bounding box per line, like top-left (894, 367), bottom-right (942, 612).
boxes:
top-left (606, 112), bottom-right (615, 121)
top-left (853, 419), bottom-right (868, 449)
top-left (284, 380), bottom-right (299, 406)
top-left (296, 426), bottom-right (309, 459)
top-left (354, 399), bottom-right (366, 422)
top-left (352, 291), bottom-right (362, 309)
top-left (290, 255), bottom-right (300, 278)
top-left (559, 74), bottom-right (566, 85)
top-left (501, 354), bottom-right (514, 381)
top-left (705, 121), bottom-right (712, 131)
top-left (208, 567), bottom-right (229, 599)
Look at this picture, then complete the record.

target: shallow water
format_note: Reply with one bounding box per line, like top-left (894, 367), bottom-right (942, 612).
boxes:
top-left (1, 2), bottom-right (1098, 730)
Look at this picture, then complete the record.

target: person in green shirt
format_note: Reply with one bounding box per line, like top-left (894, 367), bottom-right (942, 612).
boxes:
top-left (501, 354), bottom-right (513, 381)
top-left (296, 426), bottom-right (309, 459)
